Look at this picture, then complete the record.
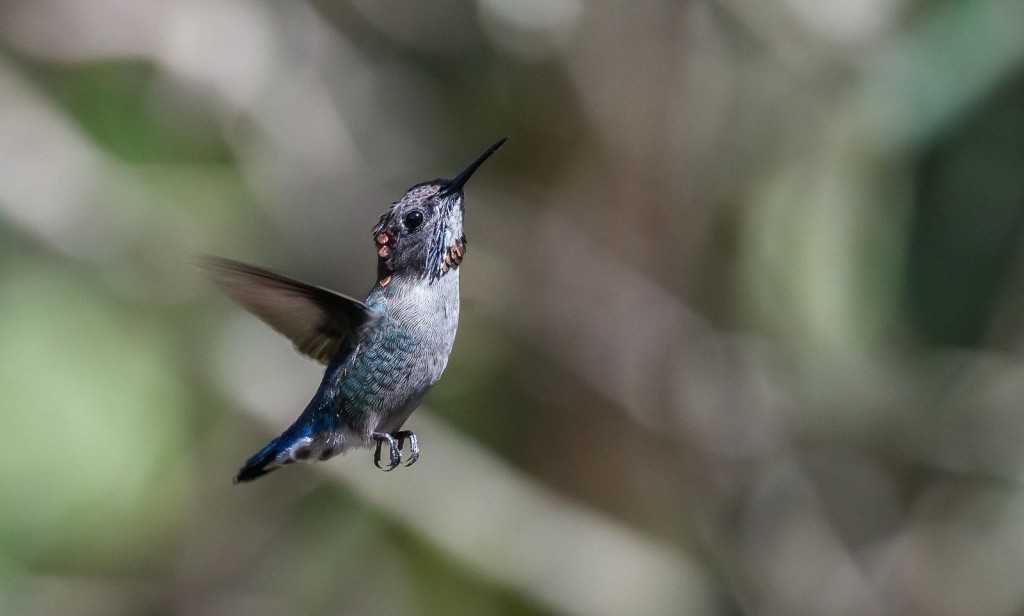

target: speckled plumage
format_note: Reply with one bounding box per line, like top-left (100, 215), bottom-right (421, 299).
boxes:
top-left (203, 139), bottom-right (505, 482)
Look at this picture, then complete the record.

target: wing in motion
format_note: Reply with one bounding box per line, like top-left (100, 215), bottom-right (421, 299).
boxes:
top-left (200, 256), bottom-right (380, 364)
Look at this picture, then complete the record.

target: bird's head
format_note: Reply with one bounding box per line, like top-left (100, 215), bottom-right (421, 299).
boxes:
top-left (371, 138), bottom-right (505, 285)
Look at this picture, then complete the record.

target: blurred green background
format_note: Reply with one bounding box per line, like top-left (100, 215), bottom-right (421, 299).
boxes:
top-left (1, 1), bottom-right (1024, 615)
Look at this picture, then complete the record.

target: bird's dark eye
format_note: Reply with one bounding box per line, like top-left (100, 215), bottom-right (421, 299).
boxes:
top-left (404, 210), bottom-right (424, 230)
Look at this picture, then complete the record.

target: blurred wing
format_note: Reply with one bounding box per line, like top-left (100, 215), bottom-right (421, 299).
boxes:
top-left (200, 256), bottom-right (380, 365)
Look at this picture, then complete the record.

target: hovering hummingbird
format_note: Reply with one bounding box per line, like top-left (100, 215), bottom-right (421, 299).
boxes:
top-left (203, 138), bottom-right (506, 482)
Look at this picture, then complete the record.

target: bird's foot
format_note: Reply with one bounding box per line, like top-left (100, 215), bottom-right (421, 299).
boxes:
top-left (372, 432), bottom-right (401, 471)
top-left (395, 430), bottom-right (419, 467)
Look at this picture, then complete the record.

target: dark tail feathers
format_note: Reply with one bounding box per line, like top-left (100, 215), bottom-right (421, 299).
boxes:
top-left (235, 437), bottom-right (284, 483)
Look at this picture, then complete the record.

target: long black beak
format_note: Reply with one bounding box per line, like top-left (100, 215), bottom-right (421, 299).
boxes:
top-left (440, 137), bottom-right (507, 196)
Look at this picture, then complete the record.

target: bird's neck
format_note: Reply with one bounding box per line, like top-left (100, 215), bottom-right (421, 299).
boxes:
top-left (367, 269), bottom-right (460, 326)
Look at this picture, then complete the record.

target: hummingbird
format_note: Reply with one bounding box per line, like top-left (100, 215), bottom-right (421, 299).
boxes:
top-left (203, 138), bottom-right (506, 482)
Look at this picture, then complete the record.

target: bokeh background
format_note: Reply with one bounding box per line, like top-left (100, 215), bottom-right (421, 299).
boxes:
top-left (2, 1), bottom-right (1024, 615)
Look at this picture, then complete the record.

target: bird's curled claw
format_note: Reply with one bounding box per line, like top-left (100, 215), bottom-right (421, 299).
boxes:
top-left (396, 430), bottom-right (419, 467)
top-left (372, 432), bottom-right (401, 471)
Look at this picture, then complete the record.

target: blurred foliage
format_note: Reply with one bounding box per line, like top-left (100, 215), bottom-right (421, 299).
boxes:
top-left (908, 68), bottom-right (1024, 346)
top-left (1, 1), bottom-right (1024, 616)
